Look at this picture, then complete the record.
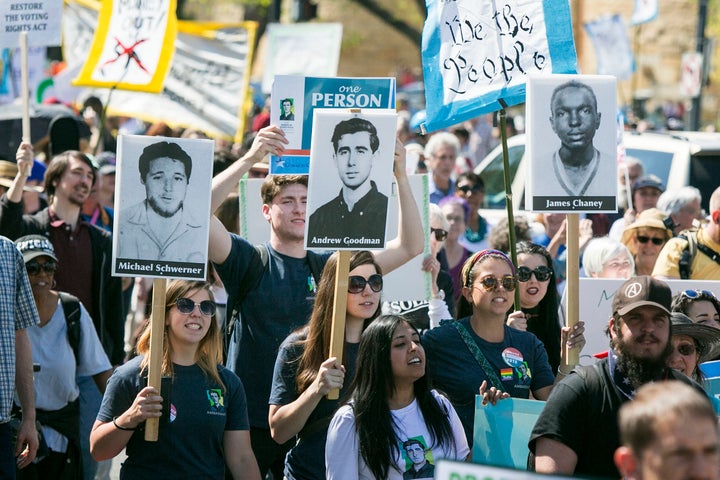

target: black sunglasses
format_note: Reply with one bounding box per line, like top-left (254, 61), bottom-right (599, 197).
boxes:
top-left (456, 184), bottom-right (483, 195)
top-left (475, 275), bottom-right (517, 292)
top-left (348, 274), bottom-right (383, 294)
top-left (25, 260), bottom-right (58, 276)
top-left (176, 298), bottom-right (216, 316)
top-left (636, 235), bottom-right (664, 246)
top-left (681, 289), bottom-right (717, 301)
top-left (430, 228), bottom-right (448, 241)
top-left (674, 343), bottom-right (697, 356)
top-left (517, 265), bottom-right (552, 282)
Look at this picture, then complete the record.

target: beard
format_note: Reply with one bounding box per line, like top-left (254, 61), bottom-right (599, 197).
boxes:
top-left (148, 197), bottom-right (183, 218)
top-left (612, 333), bottom-right (673, 388)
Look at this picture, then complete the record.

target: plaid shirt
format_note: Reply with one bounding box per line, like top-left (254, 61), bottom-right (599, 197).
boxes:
top-left (0, 236), bottom-right (39, 422)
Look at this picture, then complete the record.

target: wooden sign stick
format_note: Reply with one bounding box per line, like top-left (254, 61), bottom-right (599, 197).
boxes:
top-left (564, 214), bottom-right (579, 366)
top-left (327, 250), bottom-right (351, 400)
top-left (19, 32), bottom-right (32, 176)
top-left (144, 278), bottom-right (167, 441)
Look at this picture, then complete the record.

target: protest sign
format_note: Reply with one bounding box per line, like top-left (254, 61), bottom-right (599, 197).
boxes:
top-left (73, 0), bottom-right (177, 93)
top-left (421, 0), bottom-right (577, 133)
top-left (584, 15), bottom-right (635, 80)
top-left (112, 134), bottom-right (213, 280)
top-left (435, 458), bottom-right (593, 479)
top-left (0, 0), bottom-right (63, 48)
top-left (305, 109), bottom-right (397, 251)
top-left (261, 23), bottom-right (342, 94)
top-left (473, 397), bottom-right (545, 470)
top-left (575, 278), bottom-right (720, 364)
top-left (526, 74), bottom-right (618, 213)
top-left (269, 75), bottom-right (396, 174)
top-left (62, 0), bottom-right (257, 140)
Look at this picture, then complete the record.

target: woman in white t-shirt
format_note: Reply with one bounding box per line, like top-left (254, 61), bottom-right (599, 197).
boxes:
top-left (325, 315), bottom-right (469, 480)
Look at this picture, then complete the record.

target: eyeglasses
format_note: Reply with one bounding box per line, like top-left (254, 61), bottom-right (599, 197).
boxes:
top-left (673, 343), bottom-right (697, 356)
top-left (517, 266), bottom-right (552, 282)
top-left (475, 275), bottom-right (517, 292)
top-left (348, 274), bottom-right (383, 294)
top-left (25, 260), bottom-right (58, 276)
top-left (456, 185), bottom-right (483, 195)
top-left (680, 289), bottom-right (717, 301)
top-left (175, 298), bottom-right (216, 316)
top-left (636, 235), bottom-right (664, 246)
top-left (430, 228), bottom-right (448, 241)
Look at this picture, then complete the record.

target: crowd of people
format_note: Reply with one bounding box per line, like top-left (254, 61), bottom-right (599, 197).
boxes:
top-left (0, 88), bottom-right (719, 480)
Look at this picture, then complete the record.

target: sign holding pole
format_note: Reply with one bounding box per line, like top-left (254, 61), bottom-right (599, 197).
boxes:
top-left (564, 214), bottom-right (579, 365)
top-left (19, 32), bottom-right (31, 176)
top-left (144, 278), bottom-right (167, 441)
top-left (327, 251), bottom-right (351, 400)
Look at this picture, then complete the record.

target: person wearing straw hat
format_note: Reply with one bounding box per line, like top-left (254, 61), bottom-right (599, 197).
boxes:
top-left (667, 312), bottom-right (720, 385)
top-left (620, 208), bottom-right (673, 276)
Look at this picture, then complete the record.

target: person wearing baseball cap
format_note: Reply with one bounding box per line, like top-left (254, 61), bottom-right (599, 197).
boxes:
top-left (529, 275), bottom-right (705, 479)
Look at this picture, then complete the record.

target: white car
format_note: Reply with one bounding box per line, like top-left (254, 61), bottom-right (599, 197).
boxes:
top-left (474, 130), bottom-right (720, 222)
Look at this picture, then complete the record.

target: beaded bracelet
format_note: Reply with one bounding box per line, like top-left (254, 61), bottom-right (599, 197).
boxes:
top-left (112, 416), bottom-right (137, 431)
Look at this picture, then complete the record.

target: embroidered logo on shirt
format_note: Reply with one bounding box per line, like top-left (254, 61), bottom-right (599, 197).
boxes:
top-left (206, 389), bottom-right (226, 415)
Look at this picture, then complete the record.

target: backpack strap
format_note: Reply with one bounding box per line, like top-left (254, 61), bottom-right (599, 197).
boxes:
top-left (678, 231), bottom-right (697, 280)
top-left (58, 291), bottom-right (82, 365)
top-left (451, 321), bottom-right (506, 393)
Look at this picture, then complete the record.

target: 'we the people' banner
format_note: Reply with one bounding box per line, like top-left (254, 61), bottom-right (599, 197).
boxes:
top-left (72, 0), bottom-right (177, 93)
top-left (421, 0), bottom-right (577, 133)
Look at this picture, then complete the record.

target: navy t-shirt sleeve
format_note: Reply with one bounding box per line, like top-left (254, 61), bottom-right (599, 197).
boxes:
top-left (97, 359), bottom-right (143, 422)
top-left (269, 334), bottom-right (304, 406)
top-left (528, 333), bottom-right (555, 392)
top-left (222, 367), bottom-right (250, 431)
top-left (212, 234), bottom-right (256, 310)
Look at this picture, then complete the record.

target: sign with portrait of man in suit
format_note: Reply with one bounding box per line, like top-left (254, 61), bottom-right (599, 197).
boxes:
top-left (305, 109), bottom-right (397, 251)
top-left (526, 74), bottom-right (618, 213)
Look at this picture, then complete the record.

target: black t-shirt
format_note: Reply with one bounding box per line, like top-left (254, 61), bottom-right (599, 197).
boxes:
top-left (528, 358), bottom-right (703, 478)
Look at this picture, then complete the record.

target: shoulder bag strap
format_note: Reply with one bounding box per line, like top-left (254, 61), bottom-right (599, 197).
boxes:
top-left (451, 321), bottom-right (506, 393)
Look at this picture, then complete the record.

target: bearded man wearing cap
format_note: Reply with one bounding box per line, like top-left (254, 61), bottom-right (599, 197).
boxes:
top-left (528, 275), bottom-right (705, 479)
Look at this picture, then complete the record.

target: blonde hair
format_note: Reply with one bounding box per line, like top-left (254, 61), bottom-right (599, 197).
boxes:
top-left (136, 280), bottom-right (225, 391)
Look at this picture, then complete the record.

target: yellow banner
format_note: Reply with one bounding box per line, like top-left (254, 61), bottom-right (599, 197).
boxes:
top-left (72, 0), bottom-right (177, 93)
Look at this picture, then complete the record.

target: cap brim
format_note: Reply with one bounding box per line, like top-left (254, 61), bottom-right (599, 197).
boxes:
top-left (616, 301), bottom-right (671, 317)
top-left (673, 323), bottom-right (720, 363)
top-left (22, 251), bottom-right (58, 263)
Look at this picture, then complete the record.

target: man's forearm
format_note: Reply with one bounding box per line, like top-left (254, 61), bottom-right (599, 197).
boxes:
top-left (15, 329), bottom-right (35, 421)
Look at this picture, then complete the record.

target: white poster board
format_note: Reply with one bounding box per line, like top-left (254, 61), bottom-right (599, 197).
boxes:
top-left (0, 0), bottom-right (63, 48)
top-left (113, 134), bottom-right (214, 280)
top-left (575, 278), bottom-right (720, 365)
top-left (526, 74), bottom-right (617, 213)
top-left (305, 109), bottom-right (397, 251)
top-left (435, 459), bottom-right (593, 479)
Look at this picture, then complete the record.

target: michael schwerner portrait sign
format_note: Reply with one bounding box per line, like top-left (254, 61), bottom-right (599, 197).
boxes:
top-left (305, 109), bottom-right (397, 251)
top-left (112, 134), bottom-right (214, 280)
top-left (525, 74), bottom-right (618, 213)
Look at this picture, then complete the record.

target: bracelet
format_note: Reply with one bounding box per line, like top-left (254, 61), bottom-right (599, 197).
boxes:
top-left (557, 368), bottom-right (571, 378)
top-left (112, 416), bottom-right (137, 431)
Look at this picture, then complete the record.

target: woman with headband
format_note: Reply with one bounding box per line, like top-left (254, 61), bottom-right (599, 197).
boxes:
top-left (422, 249), bottom-right (583, 447)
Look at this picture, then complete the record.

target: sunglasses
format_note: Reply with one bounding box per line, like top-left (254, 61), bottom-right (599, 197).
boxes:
top-left (636, 235), bottom-right (664, 246)
top-left (430, 228), bottom-right (448, 241)
top-left (348, 274), bottom-right (383, 294)
top-left (475, 275), bottom-right (517, 292)
top-left (681, 289), bottom-right (717, 300)
top-left (673, 343), bottom-right (697, 356)
top-left (25, 260), bottom-right (58, 276)
top-left (175, 298), bottom-right (216, 316)
top-left (517, 265), bottom-right (552, 282)
top-left (456, 185), bottom-right (483, 195)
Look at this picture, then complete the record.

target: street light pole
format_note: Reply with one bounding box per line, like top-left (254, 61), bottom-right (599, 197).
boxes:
top-left (690, 0), bottom-right (708, 131)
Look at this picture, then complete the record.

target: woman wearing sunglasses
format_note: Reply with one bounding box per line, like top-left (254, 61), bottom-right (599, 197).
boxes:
top-left (268, 251), bottom-right (382, 480)
top-left (506, 242), bottom-right (585, 374)
top-left (423, 249), bottom-right (564, 446)
top-left (13, 235), bottom-right (112, 479)
top-left (90, 279), bottom-right (261, 479)
top-left (326, 315), bottom-right (469, 479)
top-left (667, 312), bottom-right (720, 385)
top-left (671, 289), bottom-right (720, 330)
top-left (620, 208), bottom-right (673, 275)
